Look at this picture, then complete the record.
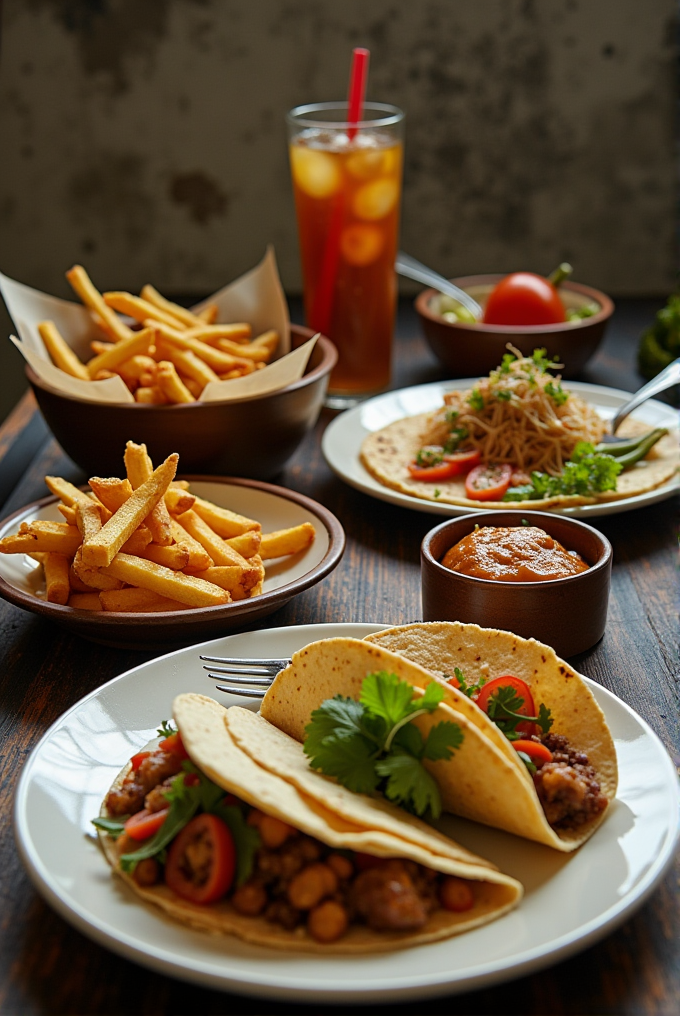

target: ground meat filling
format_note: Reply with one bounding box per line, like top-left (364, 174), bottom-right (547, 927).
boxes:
top-left (532, 733), bottom-right (608, 829)
top-left (105, 749), bottom-right (184, 817)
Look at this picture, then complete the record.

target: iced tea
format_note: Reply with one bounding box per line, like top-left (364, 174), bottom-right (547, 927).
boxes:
top-left (287, 104), bottom-right (404, 402)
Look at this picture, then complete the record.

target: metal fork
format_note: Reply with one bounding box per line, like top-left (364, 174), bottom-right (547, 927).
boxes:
top-left (201, 654), bottom-right (291, 699)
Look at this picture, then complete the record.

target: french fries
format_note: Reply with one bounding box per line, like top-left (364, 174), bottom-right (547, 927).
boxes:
top-left (36, 266), bottom-right (279, 403)
top-left (0, 446), bottom-right (316, 614)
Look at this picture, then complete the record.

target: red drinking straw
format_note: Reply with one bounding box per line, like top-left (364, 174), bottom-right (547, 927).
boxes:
top-left (311, 48), bottom-right (370, 337)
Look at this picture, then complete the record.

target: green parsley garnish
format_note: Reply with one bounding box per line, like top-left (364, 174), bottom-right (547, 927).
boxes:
top-left (503, 442), bottom-right (622, 501)
top-left (485, 686), bottom-right (553, 741)
top-left (544, 380), bottom-right (569, 406)
top-left (303, 671), bottom-right (464, 819)
top-left (467, 388), bottom-right (484, 411)
top-left (442, 667), bottom-right (487, 698)
top-left (433, 489), bottom-right (441, 498)
top-left (443, 426), bottom-right (468, 452)
top-left (415, 445), bottom-right (444, 468)
top-left (495, 389), bottom-right (512, 402)
top-left (531, 348), bottom-right (559, 373)
top-left (157, 719), bottom-right (176, 738)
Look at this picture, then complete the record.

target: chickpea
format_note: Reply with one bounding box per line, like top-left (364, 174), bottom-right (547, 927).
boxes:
top-left (287, 863), bottom-right (338, 910)
top-left (231, 882), bottom-right (268, 917)
top-left (259, 814), bottom-right (295, 849)
top-left (440, 876), bottom-right (475, 913)
top-left (132, 858), bottom-right (160, 887)
top-left (115, 832), bottom-right (136, 856)
top-left (326, 853), bottom-right (354, 881)
top-left (307, 900), bottom-right (349, 944)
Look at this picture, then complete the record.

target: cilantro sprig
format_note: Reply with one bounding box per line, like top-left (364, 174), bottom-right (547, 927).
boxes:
top-left (443, 667), bottom-right (487, 698)
top-left (484, 686), bottom-right (553, 741)
top-left (503, 442), bottom-right (622, 501)
top-left (303, 672), bottom-right (464, 819)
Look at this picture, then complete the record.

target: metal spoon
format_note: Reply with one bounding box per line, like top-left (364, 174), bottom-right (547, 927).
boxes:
top-left (605, 357), bottom-right (680, 436)
top-left (395, 251), bottom-right (483, 321)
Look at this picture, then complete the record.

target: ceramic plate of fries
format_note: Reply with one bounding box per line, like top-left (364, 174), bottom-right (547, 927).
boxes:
top-left (0, 442), bottom-right (344, 649)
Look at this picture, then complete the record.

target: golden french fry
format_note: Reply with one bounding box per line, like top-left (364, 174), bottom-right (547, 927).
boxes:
top-left (88, 477), bottom-right (133, 512)
top-left (69, 564), bottom-right (98, 593)
top-left (226, 530), bottom-right (261, 559)
top-left (250, 329), bottom-right (280, 354)
top-left (195, 302), bottom-right (218, 324)
top-left (156, 361), bottom-right (195, 404)
top-left (190, 495), bottom-right (260, 538)
top-left (120, 526), bottom-right (154, 555)
top-left (90, 340), bottom-right (115, 355)
top-left (72, 547), bottom-right (124, 591)
top-left (171, 480), bottom-right (190, 490)
top-left (165, 487), bottom-right (196, 514)
top-left (216, 338), bottom-right (271, 362)
top-left (140, 285), bottom-right (206, 329)
top-left (185, 323), bottom-right (252, 345)
top-left (41, 552), bottom-right (71, 604)
top-left (86, 326), bottom-right (155, 379)
top-left (168, 519), bottom-right (212, 571)
top-left (102, 553), bottom-right (229, 607)
top-left (136, 386), bottom-right (167, 404)
top-left (94, 369), bottom-right (118, 381)
top-left (68, 592), bottom-right (102, 610)
top-left (124, 441), bottom-right (173, 545)
top-left (57, 504), bottom-right (77, 525)
top-left (260, 522), bottom-right (315, 560)
top-left (182, 376), bottom-right (203, 398)
top-left (184, 565), bottom-right (243, 591)
top-left (66, 265), bottom-right (133, 342)
top-left (174, 510), bottom-right (254, 573)
top-left (117, 355), bottom-right (157, 386)
top-left (103, 291), bottom-right (188, 331)
top-left (99, 586), bottom-right (190, 612)
top-left (150, 322), bottom-right (252, 372)
top-left (45, 476), bottom-right (93, 507)
top-left (229, 583), bottom-right (247, 601)
top-left (154, 338), bottom-right (219, 388)
top-left (142, 543), bottom-right (191, 570)
top-left (0, 522), bottom-right (82, 557)
top-left (75, 500), bottom-right (103, 542)
top-left (37, 321), bottom-right (90, 380)
top-left (81, 454), bottom-right (178, 567)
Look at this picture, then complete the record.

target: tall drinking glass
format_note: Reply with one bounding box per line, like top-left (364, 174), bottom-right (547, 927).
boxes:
top-left (286, 102), bottom-right (404, 408)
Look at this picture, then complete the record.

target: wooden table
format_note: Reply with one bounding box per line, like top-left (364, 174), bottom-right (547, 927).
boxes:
top-left (1, 300), bottom-right (678, 1015)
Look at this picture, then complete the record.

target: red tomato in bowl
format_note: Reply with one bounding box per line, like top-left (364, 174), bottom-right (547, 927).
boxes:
top-left (484, 273), bottom-right (565, 326)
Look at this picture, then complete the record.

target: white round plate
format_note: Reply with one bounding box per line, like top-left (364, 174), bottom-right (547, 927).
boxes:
top-left (322, 380), bottom-right (680, 517)
top-left (15, 622), bottom-right (679, 1003)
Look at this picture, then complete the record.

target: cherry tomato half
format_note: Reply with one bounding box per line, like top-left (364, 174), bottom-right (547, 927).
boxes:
top-left (464, 463), bottom-right (513, 501)
top-left (476, 675), bottom-right (537, 736)
top-left (124, 807), bottom-right (170, 841)
top-left (408, 449), bottom-right (481, 482)
top-left (483, 272), bottom-right (566, 326)
top-left (512, 739), bottom-right (553, 765)
top-left (165, 814), bottom-right (236, 905)
top-left (159, 731), bottom-right (190, 760)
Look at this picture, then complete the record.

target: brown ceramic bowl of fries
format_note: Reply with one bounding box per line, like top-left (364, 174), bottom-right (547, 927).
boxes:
top-left (0, 443), bottom-right (345, 649)
top-left (27, 323), bottom-right (336, 479)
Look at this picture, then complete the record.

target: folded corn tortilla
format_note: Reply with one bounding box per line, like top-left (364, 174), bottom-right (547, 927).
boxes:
top-left (260, 634), bottom-right (617, 851)
top-left (98, 692), bottom-right (522, 952)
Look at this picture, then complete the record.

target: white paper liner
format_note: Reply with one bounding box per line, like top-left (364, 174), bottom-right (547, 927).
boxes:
top-left (1, 248), bottom-right (315, 405)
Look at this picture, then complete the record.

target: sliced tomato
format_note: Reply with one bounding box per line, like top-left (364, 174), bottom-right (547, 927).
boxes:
top-left (159, 731), bottom-right (190, 760)
top-left (408, 450), bottom-right (481, 482)
top-left (512, 739), bottom-right (553, 765)
top-left (464, 463), bottom-right (513, 501)
top-left (130, 751), bottom-right (151, 772)
top-left (475, 675), bottom-right (537, 736)
top-left (124, 807), bottom-right (170, 841)
top-left (165, 814), bottom-right (236, 905)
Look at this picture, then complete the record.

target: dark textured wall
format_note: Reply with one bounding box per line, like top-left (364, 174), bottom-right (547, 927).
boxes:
top-left (0, 0), bottom-right (677, 419)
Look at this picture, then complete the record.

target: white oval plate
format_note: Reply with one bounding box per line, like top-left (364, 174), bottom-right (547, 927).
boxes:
top-left (322, 380), bottom-right (680, 517)
top-left (15, 622), bottom-right (679, 1003)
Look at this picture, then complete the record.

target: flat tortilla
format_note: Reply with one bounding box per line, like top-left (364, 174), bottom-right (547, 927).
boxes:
top-left (360, 412), bottom-right (679, 509)
top-left (98, 692), bottom-right (521, 952)
top-left (261, 635), bottom-right (617, 851)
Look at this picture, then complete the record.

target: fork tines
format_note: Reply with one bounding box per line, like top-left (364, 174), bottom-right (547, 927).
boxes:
top-left (212, 683), bottom-right (267, 699)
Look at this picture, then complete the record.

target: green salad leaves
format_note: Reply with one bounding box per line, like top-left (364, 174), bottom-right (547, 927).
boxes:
top-left (303, 671), bottom-right (463, 819)
top-left (503, 441), bottom-right (622, 501)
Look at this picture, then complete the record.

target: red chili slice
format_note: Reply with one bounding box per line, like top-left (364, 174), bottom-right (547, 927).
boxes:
top-left (464, 463), bottom-right (513, 501)
top-left (165, 814), bottom-right (236, 905)
top-left (475, 675), bottom-right (537, 736)
top-left (124, 807), bottom-right (170, 841)
top-left (513, 740), bottom-right (553, 765)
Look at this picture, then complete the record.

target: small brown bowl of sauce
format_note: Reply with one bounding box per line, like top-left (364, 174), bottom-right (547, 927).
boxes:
top-left (421, 511), bottom-right (612, 659)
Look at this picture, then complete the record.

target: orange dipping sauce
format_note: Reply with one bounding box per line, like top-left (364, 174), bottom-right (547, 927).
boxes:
top-left (441, 526), bottom-right (589, 582)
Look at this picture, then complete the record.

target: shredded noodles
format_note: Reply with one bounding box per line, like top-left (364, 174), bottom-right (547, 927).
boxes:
top-left (421, 347), bottom-right (607, 476)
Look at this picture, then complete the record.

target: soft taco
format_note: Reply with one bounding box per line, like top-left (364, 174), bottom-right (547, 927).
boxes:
top-left (95, 692), bottom-right (522, 952)
top-left (259, 632), bottom-right (617, 852)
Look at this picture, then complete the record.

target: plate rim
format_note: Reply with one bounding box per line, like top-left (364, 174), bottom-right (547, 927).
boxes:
top-left (0, 476), bottom-right (345, 628)
top-left (13, 621), bottom-right (680, 1002)
top-left (322, 379), bottom-right (680, 519)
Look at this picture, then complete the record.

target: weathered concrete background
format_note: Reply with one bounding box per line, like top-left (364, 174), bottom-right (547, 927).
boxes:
top-left (0, 0), bottom-right (677, 417)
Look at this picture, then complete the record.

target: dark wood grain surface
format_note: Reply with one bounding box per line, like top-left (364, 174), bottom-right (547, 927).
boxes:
top-left (0, 300), bottom-right (678, 1016)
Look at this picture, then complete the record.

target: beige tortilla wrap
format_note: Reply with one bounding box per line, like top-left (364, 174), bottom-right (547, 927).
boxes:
top-left (360, 413), bottom-right (679, 509)
top-left (98, 692), bottom-right (521, 952)
top-left (261, 635), bottom-right (617, 851)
